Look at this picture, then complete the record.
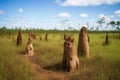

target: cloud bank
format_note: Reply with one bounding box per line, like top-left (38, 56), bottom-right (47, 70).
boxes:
top-left (56, 0), bottom-right (120, 7)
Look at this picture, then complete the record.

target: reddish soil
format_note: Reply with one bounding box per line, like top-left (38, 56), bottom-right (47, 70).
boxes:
top-left (20, 52), bottom-right (71, 80)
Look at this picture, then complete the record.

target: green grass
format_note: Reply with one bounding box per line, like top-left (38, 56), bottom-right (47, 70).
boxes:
top-left (0, 37), bottom-right (34, 80)
top-left (0, 33), bottom-right (120, 80)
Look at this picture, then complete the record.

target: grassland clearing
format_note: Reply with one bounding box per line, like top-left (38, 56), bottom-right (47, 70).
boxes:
top-left (0, 32), bottom-right (120, 80)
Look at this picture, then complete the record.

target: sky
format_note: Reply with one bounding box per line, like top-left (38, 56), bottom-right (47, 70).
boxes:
top-left (0, 0), bottom-right (120, 30)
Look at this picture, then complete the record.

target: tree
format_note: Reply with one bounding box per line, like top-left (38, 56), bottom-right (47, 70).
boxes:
top-left (61, 19), bottom-right (69, 40)
top-left (116, 21), bottom-right (120, 38)
top-left (96, 17), bottom-right (105, 30)
top-left (109, 21), bottom-right (116, 30)
top-left (0, 26), bottom-right (7, 35)
top-left (109, 21), bottom-right (116, 37)
top-left (90, 26), bottom-right (94, 31)
top-left (86, 22), bottom-right (90, 30)
top-left (116, 21), bottom-right (120, 30)
top-left (61, 19), bottom-right (69, 30)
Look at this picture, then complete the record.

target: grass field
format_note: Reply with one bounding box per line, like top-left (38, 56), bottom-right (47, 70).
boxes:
top-left (0, 32), bottom-right (120, 80)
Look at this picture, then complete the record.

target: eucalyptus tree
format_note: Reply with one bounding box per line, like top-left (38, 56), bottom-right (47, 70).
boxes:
top-left (61, 19), bottom-right (69, 40)
top-left (116, 21), bottom-right (120, 38)
top-left (109, 21), bottom-right (116, 36)
top-left (109, 21), bottom-right (116, 30)
top-left (116, 21), bottom-right (120, 30)
top-left (96, 17), bottom-right (105, 31)
top-left (61, 19), bottom-right (69, 30)
top-left (86, 22), bottom-right (90, 30)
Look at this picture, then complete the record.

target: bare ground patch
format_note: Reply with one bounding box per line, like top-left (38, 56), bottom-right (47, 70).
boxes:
top-left (18, 52), bottom-right (71, 80)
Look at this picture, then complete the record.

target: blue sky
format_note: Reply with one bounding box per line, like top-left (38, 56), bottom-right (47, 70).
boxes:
top-left (0, 0), bottom-right (120, 30)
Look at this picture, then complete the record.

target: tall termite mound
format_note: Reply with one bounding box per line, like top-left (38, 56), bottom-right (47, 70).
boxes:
top-left (40, 35), bottom-right (42, 41)
top-left (17, 30), bottom-right (22, 46)
top-left (62, 36), bottom-right (79, 72)
top-left (12, 36), bottom-right (15, 42)
top-left (105, 33), bottom-right (109, 44)
top-left (29, 31), bottom-right (36, 39)
top-left (45, 33), bottom-right (48, 41)
top-left (25, 36), bottom-right (34, 55)
top-left (64, 33), bottom-right (67, 40)
top-left (78, 27), bottom-right (89, 58)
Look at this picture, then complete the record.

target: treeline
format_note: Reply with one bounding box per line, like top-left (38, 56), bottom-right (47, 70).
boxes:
top-left (0, 26), bottom-right (79, 35)
top-left (0, 26), bottom-right (120, 36)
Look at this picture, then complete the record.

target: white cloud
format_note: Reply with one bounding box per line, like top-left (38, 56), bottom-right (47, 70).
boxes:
top-left (18, 8), bottom-right (23, 13)
top-left (0, 10), bottom-right (5, 14)
top-left (79, 13), bottom-right (88, 18)
top-left (58, 13), bottom-right (71, 18)
top-left (115, 10), bottom-right (120, 16)
top-left (56, 0), bottom-right (120, 7)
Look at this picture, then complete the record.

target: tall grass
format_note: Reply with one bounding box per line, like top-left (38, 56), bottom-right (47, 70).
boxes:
top-left (0, 37), bottom-right (34, 80)
top-left (0, 33), bottom-right (120, 80)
